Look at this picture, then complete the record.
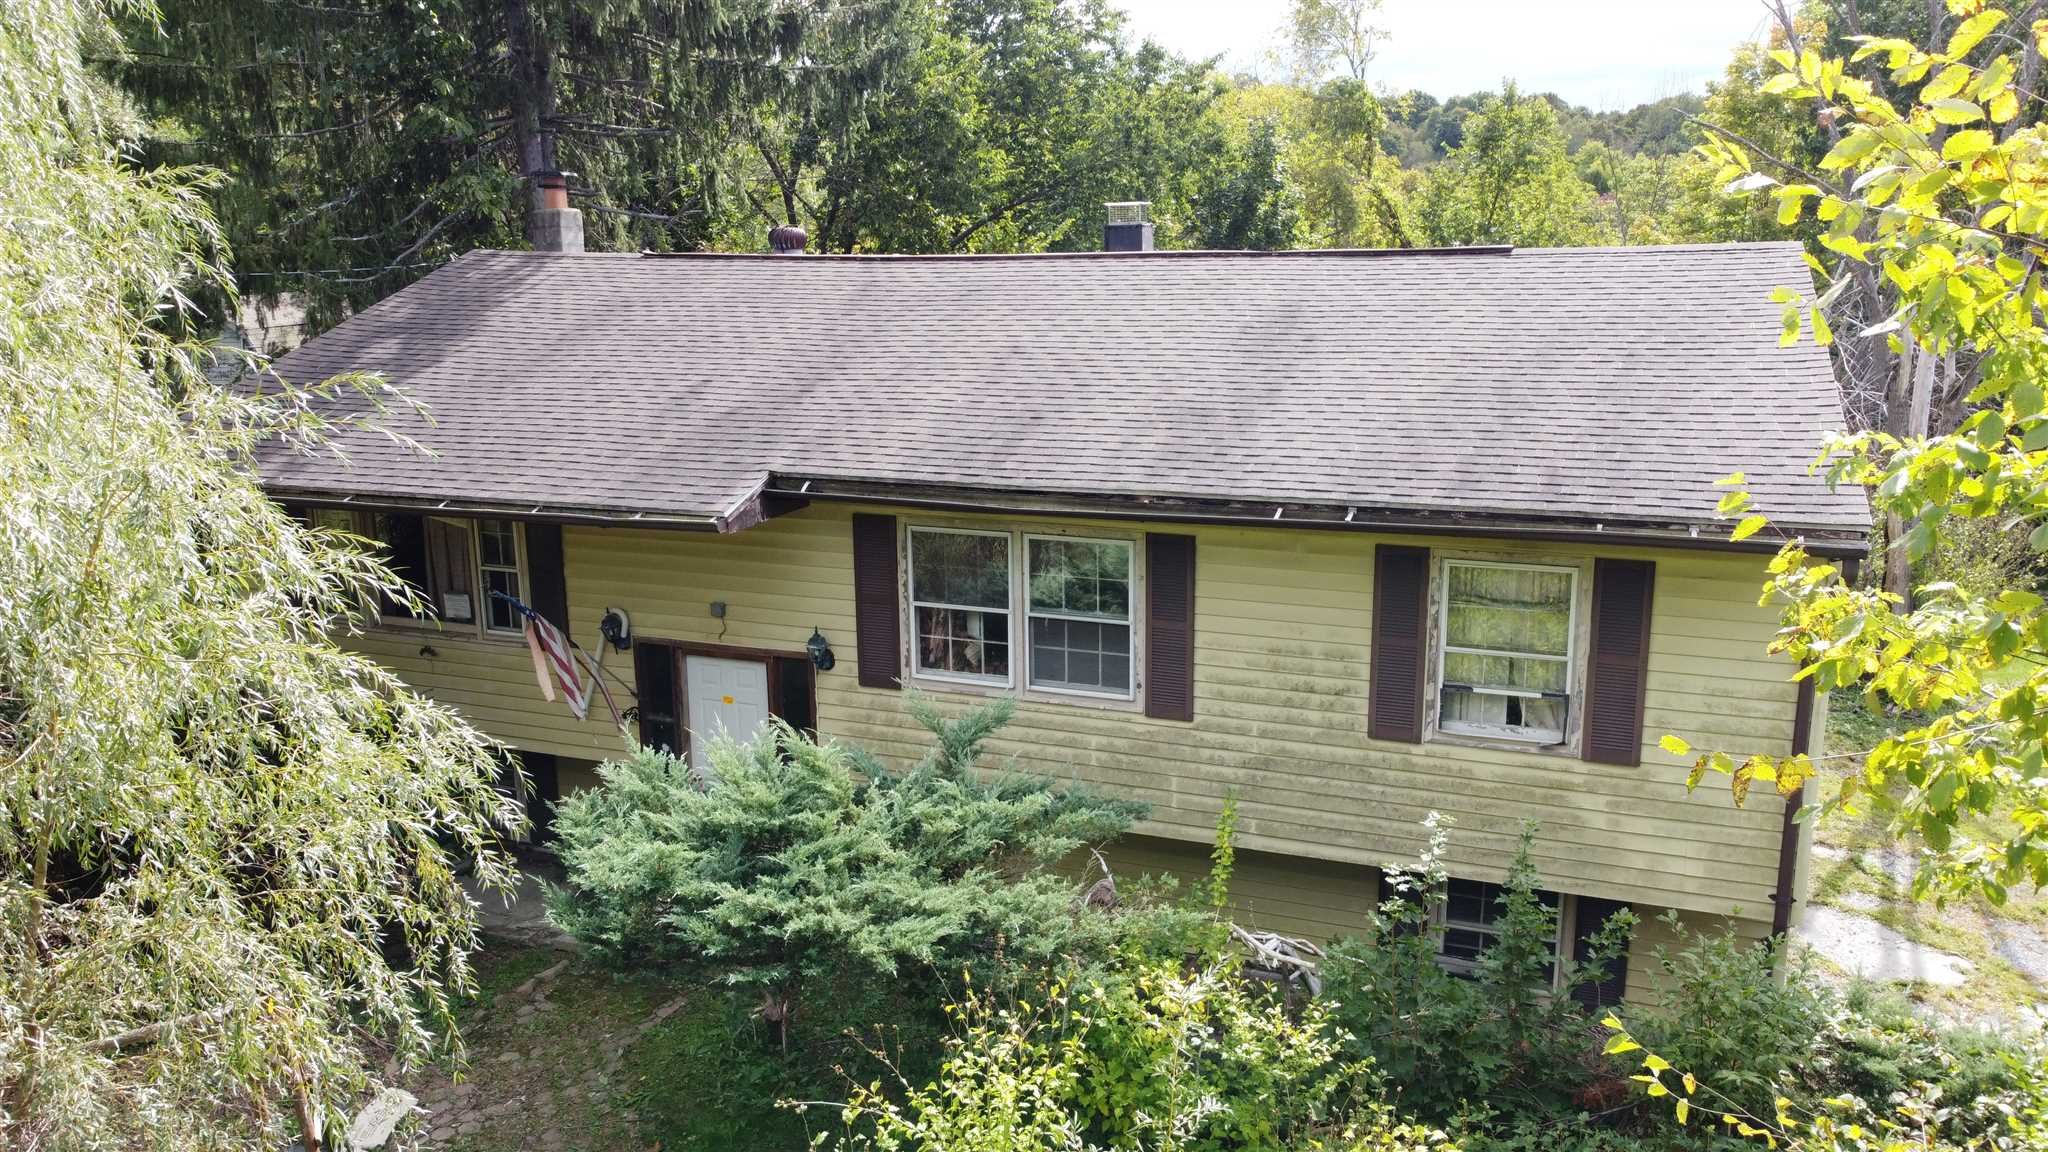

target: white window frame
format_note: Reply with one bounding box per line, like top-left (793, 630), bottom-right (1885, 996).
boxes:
top-left (1431, 879), bottom-right (1573, 990)
top-left (477, 518), bottom-right (528, 637)
top-left (1435, 559), bottom-right (1578, 746)
top-left (1022, 533), bottom-right (1137, 702)
top-left (907, 525), bottom-right (1017, 688)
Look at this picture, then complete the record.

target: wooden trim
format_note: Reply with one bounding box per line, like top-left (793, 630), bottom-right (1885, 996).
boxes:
top-left (643, 637), bottom-right (809, 664)
top-left (635, 637), bottom-right (818, 754)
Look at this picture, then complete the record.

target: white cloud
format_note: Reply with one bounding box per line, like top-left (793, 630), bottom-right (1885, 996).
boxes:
top-left (1111, 0), bottom-right (1774, 110)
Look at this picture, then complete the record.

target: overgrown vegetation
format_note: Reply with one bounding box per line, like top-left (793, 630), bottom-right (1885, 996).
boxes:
top-left (1, 1), bottom-right (518, 1147)
top-left (548, 697), bottom-right (1143, 1050)
top-left (545, 710), bottom-right (2045, 1152)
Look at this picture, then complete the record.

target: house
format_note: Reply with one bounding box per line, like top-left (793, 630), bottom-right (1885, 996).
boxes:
top-left (258, 201), bottom-right (1869, 1003)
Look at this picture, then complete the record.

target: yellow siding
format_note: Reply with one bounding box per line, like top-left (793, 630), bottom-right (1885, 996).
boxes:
top-left (349, 502), bottom-right (1803, 924)
top-left (1081, 834), bottom-right (1766, 1006)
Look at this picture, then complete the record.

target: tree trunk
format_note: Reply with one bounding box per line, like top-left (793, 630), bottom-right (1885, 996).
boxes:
top-left (506, 0), bottom-right (557, 235)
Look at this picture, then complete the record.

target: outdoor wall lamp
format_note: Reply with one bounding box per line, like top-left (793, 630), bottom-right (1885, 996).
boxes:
top-left (807, 627), bottom-right (836, 672)
top-left (599, 607), bottom-right (631, 652)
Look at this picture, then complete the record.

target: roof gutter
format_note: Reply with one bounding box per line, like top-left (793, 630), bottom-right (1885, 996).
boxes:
top-left (760, 476), bottom-right (1871, 558)
top-left (262, 486), bottom-right (724, 531)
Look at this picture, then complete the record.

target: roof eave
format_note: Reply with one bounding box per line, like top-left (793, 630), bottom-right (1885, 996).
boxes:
top-left (761, 475), bottom-right (1872, 559)
top-left (261, 485), bottom-right (727, 531)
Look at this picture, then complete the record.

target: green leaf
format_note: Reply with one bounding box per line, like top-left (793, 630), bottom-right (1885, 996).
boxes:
top-left (1731, 514), bottom-right (1769, 541)
top-left (1820, 130), bottom-right (1882, 170)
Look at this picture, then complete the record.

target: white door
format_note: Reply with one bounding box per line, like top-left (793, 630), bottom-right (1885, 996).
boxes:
top-left (684, 655), bottom-right (772, 767)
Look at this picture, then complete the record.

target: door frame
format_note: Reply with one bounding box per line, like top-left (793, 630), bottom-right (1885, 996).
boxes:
top-left (631, 638), bottom-right (819, 755)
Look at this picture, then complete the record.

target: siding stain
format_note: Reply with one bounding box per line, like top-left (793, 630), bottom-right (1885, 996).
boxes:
top-left (343, 502), bottom-right (1797, 935)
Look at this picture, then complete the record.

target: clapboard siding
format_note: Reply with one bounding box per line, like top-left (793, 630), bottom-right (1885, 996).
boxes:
top-left (343, 502), bottom-right (1799, 925)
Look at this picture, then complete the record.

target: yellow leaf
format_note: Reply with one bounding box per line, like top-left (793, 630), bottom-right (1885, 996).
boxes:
top-left (1732, 514), bottom-right (1769, 541)
top-left (1676, 1099), bottom-right (1691, 1125)
top-left (1991, 88), bottom-right (2019, 122)
top-left (1660, 734), bottom-right (1692, 756)
top-left (1942, 128), bottom-right (1995, 161)
top-left (1921, 62), bottom-right (1972, 102)
top-left (1644, 1054), bottom-right (1672, 1074)
top-left (1931, 97), bottom-right (1985, 123)
top-left (1683, 1072), bottom-right (1698, 1095)
top-left (1714, 470), bottom-right (1746, 486)
top-left (1947, 8), bottom-right (2007, 58)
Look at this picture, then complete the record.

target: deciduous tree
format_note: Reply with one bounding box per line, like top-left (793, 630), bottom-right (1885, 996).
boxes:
top-left (1674, 1), bottom-right (2048, 904)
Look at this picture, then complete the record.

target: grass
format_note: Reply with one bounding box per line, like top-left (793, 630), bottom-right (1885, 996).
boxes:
top-left (398, 939), bottom-right (949, 1151)
top-left (622, 965), bottom-right (947, 1152)
top-left (1807, 692), bottom-right (2046, 1026)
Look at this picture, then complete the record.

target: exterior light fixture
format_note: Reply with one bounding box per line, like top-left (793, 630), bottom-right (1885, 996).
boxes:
top-left (599, 607), bottom-right (631, 652)
top-left (806, 627), bottom-right (836, 672)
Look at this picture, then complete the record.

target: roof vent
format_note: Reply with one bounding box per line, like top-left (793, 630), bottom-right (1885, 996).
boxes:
top-left (769, 224), bottom-right (809, 255)
top-left (1104, 201), bottom-right (1153, 252)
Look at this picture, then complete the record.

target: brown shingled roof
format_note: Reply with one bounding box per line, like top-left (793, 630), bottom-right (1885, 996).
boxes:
top-left (258, 242), bottom-right (1870, 549)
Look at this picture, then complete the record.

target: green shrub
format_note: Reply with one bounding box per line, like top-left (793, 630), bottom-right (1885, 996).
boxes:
top-left (1623, 914), bottom-right (1830, 1126)
top-left (547, 696), bottom-right (1143, 1049)
top-left (1318, 820), bottom-right (1633, 1120)
top-left (818, 959), bottom-right (1450, 1152)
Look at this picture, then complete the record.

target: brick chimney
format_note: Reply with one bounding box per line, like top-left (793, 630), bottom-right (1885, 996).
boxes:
top-left (1104, 201), bottom-right (1153, 252)
top-left (530, 170), bottom-right (583, 254)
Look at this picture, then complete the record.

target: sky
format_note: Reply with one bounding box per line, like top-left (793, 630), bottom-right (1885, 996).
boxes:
top-left (1111, 0), bottom-right (1778, 111)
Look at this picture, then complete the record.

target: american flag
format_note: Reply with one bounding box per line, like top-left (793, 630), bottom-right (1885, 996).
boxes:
top-left (495, 592), bottom-right (590, 720)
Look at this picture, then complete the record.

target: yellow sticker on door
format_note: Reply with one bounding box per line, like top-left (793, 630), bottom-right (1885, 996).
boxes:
top-left (722, 695), bottom-right (734, 705)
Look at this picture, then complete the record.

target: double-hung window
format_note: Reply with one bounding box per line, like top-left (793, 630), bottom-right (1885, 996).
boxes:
top-left (313, 508), bottom-right (527, 639)
top-left (1026, 536), bottom-right (1133, 696)
top-left (478, 518), bottom-right (525, 634)
top-left (1438, 560), bottom-right (1576, 744)
top-left (909, 528), bottom-right (1013, 683)
top-left (907, 526), bottom-right (1138, 701)
top-left (1437, 878), bottom-right (1564, 983)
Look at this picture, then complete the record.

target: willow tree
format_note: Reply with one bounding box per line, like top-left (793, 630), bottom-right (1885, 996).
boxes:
top-left (2, 2), bottom-right (517, 1148)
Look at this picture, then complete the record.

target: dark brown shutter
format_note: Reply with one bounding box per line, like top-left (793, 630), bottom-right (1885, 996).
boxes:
top-left (1570, 896), bottom-right (1633, 1008)
top-left (1369, 545), bottom-right (1430, 743)
top-left (851, 514), bottom-right (902, 689)
top-left (1584, 559), bottom-right (1656, 766)
top-left (525, 522), bottom-right (570, 631)
top-left (1145, 533), bottom-right (1196, 721)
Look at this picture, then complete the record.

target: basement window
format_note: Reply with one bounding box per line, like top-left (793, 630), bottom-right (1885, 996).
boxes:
top-left (1436, 878), bottom-right (1564, 984)
top-left (1437, 560), bottom-right (1576, 745)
